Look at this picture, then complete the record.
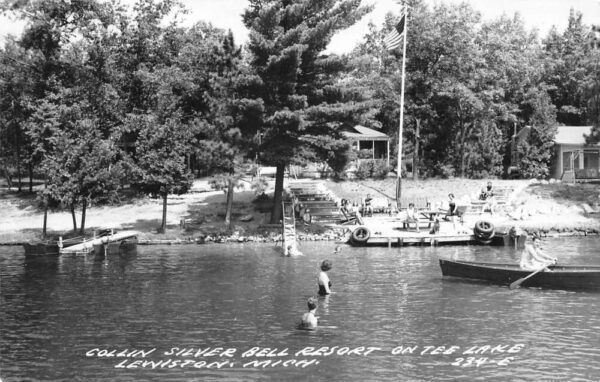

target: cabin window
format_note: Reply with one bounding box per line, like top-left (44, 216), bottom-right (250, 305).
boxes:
top-left (583, 150), bottom-right (599, 170)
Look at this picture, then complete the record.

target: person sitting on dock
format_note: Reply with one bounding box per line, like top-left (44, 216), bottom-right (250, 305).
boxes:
top-left (404, 203), bottom-right (421, 233)
top-left (520, 236), bottom-right (557, 271)
top-left (299, 297), bottom-right (318, 330)
top-left (478, 182), bottom-right (495, 214)
top-left (429, 215), bottom-right (440, 235)
top-left (318, 260), bottom-right (333, 295)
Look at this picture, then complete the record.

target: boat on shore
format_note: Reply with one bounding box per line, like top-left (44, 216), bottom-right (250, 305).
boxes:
top-left (439, 258), bottom-right (600, 290)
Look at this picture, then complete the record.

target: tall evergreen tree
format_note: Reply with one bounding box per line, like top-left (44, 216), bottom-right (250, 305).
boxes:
top-left (242, 0), bottom-right (373, 223)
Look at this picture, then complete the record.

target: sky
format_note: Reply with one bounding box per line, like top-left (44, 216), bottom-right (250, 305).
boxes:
top-left (0, 0), bottom-right (599, 54)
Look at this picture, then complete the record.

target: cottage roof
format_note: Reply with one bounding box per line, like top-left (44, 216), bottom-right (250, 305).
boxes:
top-left (554, 125), bottom-right (597, 146)
top-left (342, 125), bottom-right (389, 141)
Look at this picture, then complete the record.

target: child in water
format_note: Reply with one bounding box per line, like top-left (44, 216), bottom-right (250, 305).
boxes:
top-left (318, 260), bottom-right (332, 295)
top-left (299, 297), bottom-right (318, 330)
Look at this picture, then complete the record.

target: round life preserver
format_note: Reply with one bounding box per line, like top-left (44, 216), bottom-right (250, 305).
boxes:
top-left (351, 226), bottom-right (371, 245)
top-left (474, 220), bottom-right (495, 242)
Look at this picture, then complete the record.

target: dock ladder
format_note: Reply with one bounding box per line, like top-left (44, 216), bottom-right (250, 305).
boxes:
top-left (282, 201), bottom-right (300, 256)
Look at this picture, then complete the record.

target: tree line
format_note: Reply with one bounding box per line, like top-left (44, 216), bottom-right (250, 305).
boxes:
top-left (0, 0), bottom-right (598, 233)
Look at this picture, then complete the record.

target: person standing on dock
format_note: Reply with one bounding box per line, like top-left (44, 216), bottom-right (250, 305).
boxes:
top-left (318, 260), bottom-right (333, 295)
top-left (520, 236), bottom-right (557, 271)
top-left (446, 193), bottom-right (458, 231)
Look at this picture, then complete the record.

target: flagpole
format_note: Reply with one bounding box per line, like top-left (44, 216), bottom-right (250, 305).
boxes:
top-left (396, 5), bottom-right (408, 209)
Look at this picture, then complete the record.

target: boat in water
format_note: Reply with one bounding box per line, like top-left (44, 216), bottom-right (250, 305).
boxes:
top-left (22, 241), bottom-right (60, 256)
top-left (439, 258), bottom-right (600, 290)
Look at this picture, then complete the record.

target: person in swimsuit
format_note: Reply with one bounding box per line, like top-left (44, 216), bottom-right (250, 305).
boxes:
top-left (299, 297), bottom-right (318, 330)
top-left (520, 236), bottom-right (557, 271)
top-left (363, 194), bottom-right (373, 217)
top-left (318, 260), bottom-right (332, 295)
top-left (447, 193), bottom-right (458, 230)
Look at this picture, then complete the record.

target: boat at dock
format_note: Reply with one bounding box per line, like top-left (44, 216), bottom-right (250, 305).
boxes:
top-left (92, 236), bottom-right (138, 256)
top-left (439, 258), bottom-right (600, 290)
top-left (22, 241), bottom-right (60, 256)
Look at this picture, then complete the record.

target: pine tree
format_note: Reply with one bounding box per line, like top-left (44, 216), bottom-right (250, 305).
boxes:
top-left (242, 0), bottom-right (373, 223)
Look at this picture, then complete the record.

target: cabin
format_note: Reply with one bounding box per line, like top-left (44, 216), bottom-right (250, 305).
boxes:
top-left (552, 126), bottom-right (600, 182)
top-left (342, 125), bottom-right (391, 167)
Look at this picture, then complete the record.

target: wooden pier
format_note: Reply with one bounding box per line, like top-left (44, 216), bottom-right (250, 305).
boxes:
top-left (357, 233), bottom-right (481, 246)
top-left (60, 230), bottom-right (140, 255)
top-left (343, 216), bottom-right (525, 247)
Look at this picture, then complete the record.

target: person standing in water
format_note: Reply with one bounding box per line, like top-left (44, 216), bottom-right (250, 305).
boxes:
top-left (318, 260), bottom-right (332, 295)
top-left (299, 297), bottom-right (318, 330)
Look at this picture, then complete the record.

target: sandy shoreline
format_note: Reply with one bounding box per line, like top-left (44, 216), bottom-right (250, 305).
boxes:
top-left (1, 177), bottom-right (599, 246)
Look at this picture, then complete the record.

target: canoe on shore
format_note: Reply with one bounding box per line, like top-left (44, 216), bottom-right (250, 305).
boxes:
top-left (439, 258), bottom-right (600, 290)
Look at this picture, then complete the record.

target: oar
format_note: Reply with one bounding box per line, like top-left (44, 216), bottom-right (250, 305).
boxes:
top-left (509, 265), bottom-right (548, 289)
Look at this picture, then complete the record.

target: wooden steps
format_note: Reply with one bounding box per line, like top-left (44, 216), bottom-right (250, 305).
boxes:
top-left (286, 181), bottom-right (343, 224)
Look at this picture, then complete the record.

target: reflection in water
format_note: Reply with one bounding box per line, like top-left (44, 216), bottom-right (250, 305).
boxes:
top-left (0, 237), bottom-right (599, 381)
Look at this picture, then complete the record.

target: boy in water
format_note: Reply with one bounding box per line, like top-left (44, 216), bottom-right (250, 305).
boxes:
top-left (300, 297), bottom-right (318, 330)
top-left (318, 260), bottom-right (332, 295)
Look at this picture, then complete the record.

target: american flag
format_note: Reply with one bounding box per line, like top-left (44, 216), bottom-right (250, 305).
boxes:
top-left (384, 14), bottom-right (406, 51)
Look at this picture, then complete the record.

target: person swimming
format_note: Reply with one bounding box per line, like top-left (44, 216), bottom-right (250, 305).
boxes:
top-left (318, 260), bottom-right (332, 296)
top-left (299, 297), bottom-right (318, 330)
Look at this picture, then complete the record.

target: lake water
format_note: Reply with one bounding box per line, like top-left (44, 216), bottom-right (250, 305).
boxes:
top-left (1, 237), bottom-right (599, 381)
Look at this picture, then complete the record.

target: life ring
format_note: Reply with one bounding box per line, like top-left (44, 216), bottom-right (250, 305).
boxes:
top-left (351, 226), bottom-right (371, 245)
top-left (474, 220), bottom-right (495, 243)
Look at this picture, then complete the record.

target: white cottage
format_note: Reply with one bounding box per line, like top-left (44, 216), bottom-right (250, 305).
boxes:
top-left (342, 125), bottom-right (390, 167)
top-left (553, 125), bottom-right (600, 181)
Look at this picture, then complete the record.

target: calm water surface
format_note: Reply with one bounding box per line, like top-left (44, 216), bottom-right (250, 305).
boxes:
top-left (1, 237), bottom-right (599, 381)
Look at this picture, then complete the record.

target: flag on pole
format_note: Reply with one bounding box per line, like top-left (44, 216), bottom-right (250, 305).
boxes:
top-left (384, 14), bottom-right (406, 51)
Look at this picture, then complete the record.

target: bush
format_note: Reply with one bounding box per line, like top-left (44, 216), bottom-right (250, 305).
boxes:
top-left (355, 160), bottom-right (373, 180)
top-left (372, 161), bottom-right (390, 179)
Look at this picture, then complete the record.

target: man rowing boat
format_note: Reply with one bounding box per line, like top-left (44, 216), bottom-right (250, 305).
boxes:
top-left (520, 236), bottom-right (557, 271)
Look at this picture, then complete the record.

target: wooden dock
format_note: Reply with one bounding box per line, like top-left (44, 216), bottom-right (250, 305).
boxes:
top-left (343, 215), bottom-right (524, 247)
top-left (60, 230), bottom-right (140, 255)
top-left (359, 233), bottom-right (480, 246)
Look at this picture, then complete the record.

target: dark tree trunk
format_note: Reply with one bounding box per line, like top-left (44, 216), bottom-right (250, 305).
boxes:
top-left (79, 199), bottom-right (87, 235)
top-left (158, 193), bottom-right (168, 233)
top-left (269, 163), bottom-right (285, 224)
top-left (2, 161), bottom-right (12, 190)
top-left (28, 163), bottom-right (33, 193)
top-left (457, 101), bottom-right (466, 178)
top-left (43, 200), bottom-right (48, 238)
top-left (224, 178), bottom-right (234, 230)
top-left (413, 118), bottom-right (420, 181)
top-left (17, 132), bottom-right (22, 192)
top-left (17, 161), bottom-right (22, 192)
top-left (71, 204), bottom-right (78, 233)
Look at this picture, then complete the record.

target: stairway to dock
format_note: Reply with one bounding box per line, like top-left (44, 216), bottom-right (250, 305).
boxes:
top-left (286, 181), bottom-right (342, 224)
